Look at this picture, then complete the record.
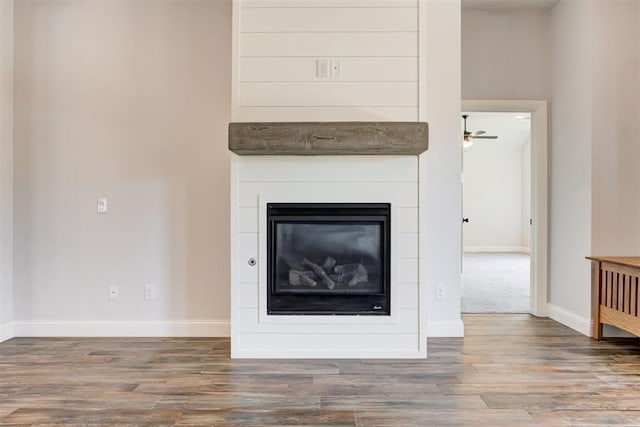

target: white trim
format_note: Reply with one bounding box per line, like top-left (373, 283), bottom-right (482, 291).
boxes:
top-left (464, 246), bottom-right (530, 253)
top-left (13, 320), bottom-right (230, 337)
top-left (416, 0), bottom-right (428, 358)
top-left (230, 154), bottom-right (240, 357)
top-left (426, 320), bottom-right (464, 337)
top-left (547, 303), bottom-right (591, 336)
top-left (0, 321), bottom-right (14, 342)
top-left (233, 348), bottom-right (426, 359)
top-left (462, 100), bottom-right (549, 318)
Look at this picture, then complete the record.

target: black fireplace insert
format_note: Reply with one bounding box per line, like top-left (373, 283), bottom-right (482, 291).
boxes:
top-left (267, 203), bottom-right (391, 315)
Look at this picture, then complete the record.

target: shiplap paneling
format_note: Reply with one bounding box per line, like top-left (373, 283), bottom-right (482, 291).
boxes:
top-left (238, 283), bottom-right (258, 308)
top-left (238, 183), bottom-right (419, 208)
top-left (238, 257), bottom-right (259, 283)
top-left (234, 107), bottom-right (418, 122)
top-left (398, 232), bottom-right (419, 258)
top-left (231, 0), bottom-right (424, 358)
top-left (397, 208), bottom-right (419, 233)
top-left (239, 309), bottom-right (419, 334)
top-left (241, 8), bottom-right (417, 33)
top-left (398, 283), bottom-right (419, 309)
top-left (238, 333), bottom-right (418, 353)
top-left (240, 33), bottom-right (417, 58)
top-left (242, 0), bottom-right (417, 8)
top-left (238, 207), bottom-right (258, 232)
top-left (238, 232), bottom-right (258, 257)
top-left (239, 156), bottom-right (418, 183)
top-left (236, 0), bottom-right (419, 122)
top-left (239, 57), bottom-right (418, 82)
top-left (398, 258), bottom-right (419, 283)
top-left (234, 156), bottom-right (421, 356)
top-left (239, 82), bottom-right (417, 107)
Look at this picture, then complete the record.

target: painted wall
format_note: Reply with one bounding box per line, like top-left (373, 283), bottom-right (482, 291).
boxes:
top-left (462, 1), bottom-right (637, 334)
top-left (0, 0), bottom-right (14, 340)
top-left (548, 0), bottom-right (640, 335)
top-left (549, 0), bottom-right (593, 325)
top-left (463, 140), bottom-right (526, 252)
top-left (13, 0), bottom-right (232, 335)
top-left (422, 0), bottom-right (462, 336)
top-left (462, 9), bottom-right (550, 100)
top-left (10, 0), bottom-right (463, 338)
top-left (591, 0), bottom-right (640, 256)
top-left (590, 0), bottom-right (640, 336)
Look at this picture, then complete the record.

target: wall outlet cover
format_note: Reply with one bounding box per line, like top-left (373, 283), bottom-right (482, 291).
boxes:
top-left (145, 284), bottom-right (156, 300)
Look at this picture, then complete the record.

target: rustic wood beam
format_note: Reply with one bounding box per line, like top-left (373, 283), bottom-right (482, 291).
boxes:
top-left (228, 122), bottom-right (428, 155)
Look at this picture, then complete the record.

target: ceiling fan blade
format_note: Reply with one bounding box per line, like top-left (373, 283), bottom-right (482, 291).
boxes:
top-left (470, 130), bottom-right (486, 137)
top-left (472, 135), bottom-right (498, 139)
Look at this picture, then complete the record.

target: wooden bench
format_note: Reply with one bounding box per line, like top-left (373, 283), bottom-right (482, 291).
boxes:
top-left (587, 256), bottom-right (640, 340)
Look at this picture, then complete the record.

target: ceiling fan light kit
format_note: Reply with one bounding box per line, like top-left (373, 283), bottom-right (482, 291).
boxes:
top-left (462, 114), bottom-right (498, 148)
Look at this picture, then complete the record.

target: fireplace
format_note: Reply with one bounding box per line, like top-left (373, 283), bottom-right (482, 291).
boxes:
top-left (229, 121), bottom-right (428, 358)
top-left (267, 203), bottom-right (391, 315)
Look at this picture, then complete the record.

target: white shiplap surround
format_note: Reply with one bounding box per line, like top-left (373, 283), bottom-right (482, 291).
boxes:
top-left (230, 0), bottom-right (441, 358)
top-left (232, 156), bottom-right (422, 358)
top-left (233, 0), bottom-right (420, 122)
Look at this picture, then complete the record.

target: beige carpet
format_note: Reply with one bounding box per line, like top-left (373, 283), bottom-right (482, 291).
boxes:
top-left (462, 252), bottom-right (530, 313)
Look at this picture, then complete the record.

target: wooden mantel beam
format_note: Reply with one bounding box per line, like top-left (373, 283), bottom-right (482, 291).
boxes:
top-left (228, 122), bottom-right (428, 156)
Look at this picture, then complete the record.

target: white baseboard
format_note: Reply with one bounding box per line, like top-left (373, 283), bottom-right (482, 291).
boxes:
top-left (464, 246), bottom-right (530, 253)
top-left (232, 348), bottom-right (427, 359)
top-left (547, 303), bottom-right (592, 337)
top-left (13, 319), bottom-right (230, 337)
top-left (426, 319), bottom-right (464, 337)
top-left (0, 321), bottom-right (14, 342)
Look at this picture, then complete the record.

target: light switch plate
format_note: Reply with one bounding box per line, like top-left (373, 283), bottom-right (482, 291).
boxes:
top-left (316, 59), bottom-right (328, 78)
top-left (330, 59), bottom-right (341, 77)
top-left (97, 198), bottom-right (108, 214)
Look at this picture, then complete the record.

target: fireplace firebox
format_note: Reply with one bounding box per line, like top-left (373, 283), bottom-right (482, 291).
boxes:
top-left (267, 203), bottom-right (391, 315)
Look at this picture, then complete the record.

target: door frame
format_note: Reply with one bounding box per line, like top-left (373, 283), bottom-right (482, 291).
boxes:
top-left (462, 99), bottom-right (548, 317)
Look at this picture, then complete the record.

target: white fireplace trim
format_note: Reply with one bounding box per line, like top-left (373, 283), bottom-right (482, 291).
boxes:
top-left (231, 155), bottom-right (423, 358)
top-left (256, 192), bottom-right (401, 326)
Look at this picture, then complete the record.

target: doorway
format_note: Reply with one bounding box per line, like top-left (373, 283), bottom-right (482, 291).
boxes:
top-left (461, 100), bottom-right (548, 317)
top-left (462, 112), bottom-right (531, 313)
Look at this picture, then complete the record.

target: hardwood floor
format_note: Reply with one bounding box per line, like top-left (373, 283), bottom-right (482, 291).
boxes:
top-left (1, 314), bottom-right (640, 426)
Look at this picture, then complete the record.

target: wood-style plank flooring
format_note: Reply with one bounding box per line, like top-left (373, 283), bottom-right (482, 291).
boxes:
top-left (1, 314), bottom-right (640, 426)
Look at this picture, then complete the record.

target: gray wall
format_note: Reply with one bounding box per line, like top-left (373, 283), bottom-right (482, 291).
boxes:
top-left (13, 0), bottom-right (232, 327)
top-left (0, 0), bottom-right (14, 334)
top-left (462, 9), bottom-right (551, 100)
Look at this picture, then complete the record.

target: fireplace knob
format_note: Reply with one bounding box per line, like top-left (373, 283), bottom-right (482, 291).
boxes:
top-left (248, 258), bottom-right (257, 267)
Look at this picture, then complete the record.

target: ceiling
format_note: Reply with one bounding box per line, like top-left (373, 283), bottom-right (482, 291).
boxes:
top-left (462, 0), bottom-right (559, 11)
top-left (462, 112), bottom-right (531, 149)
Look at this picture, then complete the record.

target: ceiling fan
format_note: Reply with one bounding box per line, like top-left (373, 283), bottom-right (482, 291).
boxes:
top-left (462, 114), bottom-right (498, 148)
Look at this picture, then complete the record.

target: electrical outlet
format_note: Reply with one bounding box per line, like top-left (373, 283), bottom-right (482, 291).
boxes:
top-left (145, 284), bottom-right (156, 300)
top-left (435, 283), bottom-right (446, 300)
top-left (109, 284), bottom-right (119, 300)
top-left (97, 198), bottom-right (108, 214)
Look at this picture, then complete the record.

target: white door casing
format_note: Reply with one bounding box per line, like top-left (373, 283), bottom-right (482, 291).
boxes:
top-left (462, 100), bottom-right (549, 317)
